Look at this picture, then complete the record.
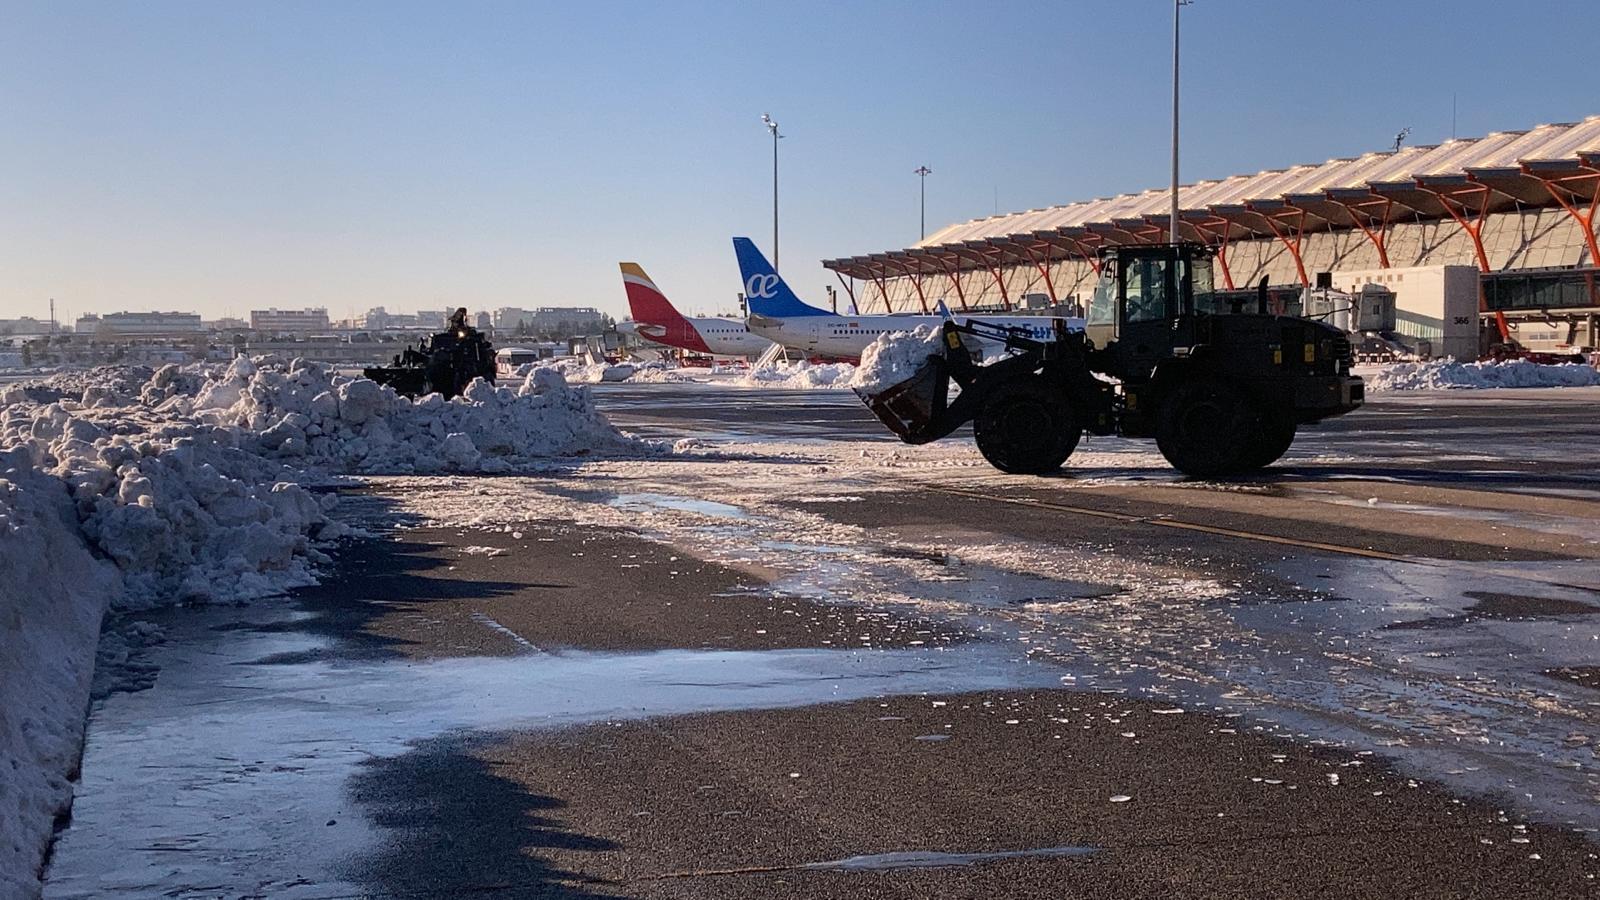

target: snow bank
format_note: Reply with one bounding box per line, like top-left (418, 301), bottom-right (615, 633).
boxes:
top-left (0, 467), bottom-right (120, 898)
top-left (1367, 358), bottom-right (1600, 391)
top-left (737, 361), bottom-right (857, 389)
top-left (2, 359), bottom-right (648, 592)
top-left (849, 326), bottom-right (944, 393)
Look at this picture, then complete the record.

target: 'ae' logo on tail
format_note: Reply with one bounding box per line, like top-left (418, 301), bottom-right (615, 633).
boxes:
top-left (745, 273), bottom-right (780, 299)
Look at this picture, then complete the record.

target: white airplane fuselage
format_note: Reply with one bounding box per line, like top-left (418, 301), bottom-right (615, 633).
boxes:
top-left (621, 316), bottom-right (772, 357)
top-left (746, 313), bottom-right (1073, 359)
top-left (682, 317), bottom-right (773, 356)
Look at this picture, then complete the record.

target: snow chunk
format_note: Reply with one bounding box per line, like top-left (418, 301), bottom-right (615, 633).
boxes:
top-left (850, 326), bottom-right (944, 393)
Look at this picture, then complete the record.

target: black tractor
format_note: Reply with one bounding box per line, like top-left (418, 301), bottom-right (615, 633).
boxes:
top-left (364, 308), bottom-right (497, 399)
top-left (856, 243), bottom-right (1364, 478)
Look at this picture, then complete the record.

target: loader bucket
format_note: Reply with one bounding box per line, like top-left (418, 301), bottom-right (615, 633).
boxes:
top-left (852, 356), bottom-right (948, 444)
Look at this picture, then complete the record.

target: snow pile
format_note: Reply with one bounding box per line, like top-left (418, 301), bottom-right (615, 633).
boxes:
top-left (737, 361), bottom-right (857, 389)
top-left (1, 358), bottom-right (648, 600)
top-left (183, 356), bottom-right (647, 472)
top-left (0, 463), bottom-right (120, 897)
top-left (1367, 358), bottom-right (1600, 391)
top-left (849, 326), bottom-right (943, 393)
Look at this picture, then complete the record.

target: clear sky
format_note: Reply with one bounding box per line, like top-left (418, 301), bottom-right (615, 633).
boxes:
top-left (3, 0), bottom-right (1596, 323)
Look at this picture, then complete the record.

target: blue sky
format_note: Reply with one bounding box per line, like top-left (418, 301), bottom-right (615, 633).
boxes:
top-left (2, 0), bottom-right (1596, 322)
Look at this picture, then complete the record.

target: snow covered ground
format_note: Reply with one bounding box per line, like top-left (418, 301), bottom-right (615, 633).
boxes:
top-left (363, 422), bottom-right (1600, 836)
top-left (0, 359), bottom-right (651, 896)
top-left (10, 357), bottom-right (1600, 896)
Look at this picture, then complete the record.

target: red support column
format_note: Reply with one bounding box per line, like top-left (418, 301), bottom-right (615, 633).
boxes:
top-left (986, 253), bottom-right (1014, 310)
top-left (1418, 181), bottom-right (1494, 273)
top-left (936, 257), bottom-right (970, 310)
top-left (1053, 235), bottom-right (1103, 275)
top-left (1333, 197), bottom-right (1394, 268)
top-left (1183, 217), bottom-right (1237, 289)
top-left (1530, 170), bottom-right (1600, 267)
top-left (1417, 180), bottom-right (1500, 313)
top-left (868, 269), bottom-right (895, 313)
top-left (832, 270), bottom-right (857, 309)
top-left (1021, 243), bottom-right (1059, 305)
top-left (888, 259), bottom-right (930, 314)
top-left (1257, 208), bottom-right (1311, 287)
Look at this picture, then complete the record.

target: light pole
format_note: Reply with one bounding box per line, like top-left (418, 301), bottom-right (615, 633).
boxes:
top-left (914, 165), bottom-right (932, 240)
top-left (1170, 0), bottom-right (1191, 243)
top-left (762, 113), bottom-right (782, 271)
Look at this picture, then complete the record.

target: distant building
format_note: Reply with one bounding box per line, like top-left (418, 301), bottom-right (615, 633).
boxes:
top-left (250, 308), bottom-right (330, 334)
top-left (75, 311), bottom-right (204, 335)
top-left (0, 316), bottom-right (54, 336)
top-left (493, 306), bottom-right (607, 334)
top-left (492, 307), bottom-right (531, 330)
top-left (206, 316), bottom-right (250, 332)
top-left (359, 307), bottom-right (429, 330)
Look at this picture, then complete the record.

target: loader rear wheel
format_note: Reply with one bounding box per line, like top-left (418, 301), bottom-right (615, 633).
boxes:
top-left (1155, 379), bottom-right (1255, 478)
top-left (973, 383), bottom-right (1080, 475)
top-left (1242, 414), bottom-right (1296, 471)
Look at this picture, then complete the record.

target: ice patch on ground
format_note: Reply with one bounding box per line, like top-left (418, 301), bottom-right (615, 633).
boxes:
top-left (850, 327), bottom-right (943, 393)
top-left (1366, 358), bottom-right (1600, 391)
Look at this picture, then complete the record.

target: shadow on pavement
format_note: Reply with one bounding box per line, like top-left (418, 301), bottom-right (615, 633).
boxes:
top-left (346, 735), bottom-right (621, 899)
top-left (238, 490), bottom-right (563, 664)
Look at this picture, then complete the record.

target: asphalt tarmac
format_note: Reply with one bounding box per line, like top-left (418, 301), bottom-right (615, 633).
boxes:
top-left (44, 384), bottom-right (1600, 898)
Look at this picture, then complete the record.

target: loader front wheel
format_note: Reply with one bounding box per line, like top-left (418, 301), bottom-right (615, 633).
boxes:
top-left (1241, 414), bottom-right (1296, 471)
top-left (1156, 379), bottom-right (1255, 478)
top-left (973, 383), bottom-right (1080, 475)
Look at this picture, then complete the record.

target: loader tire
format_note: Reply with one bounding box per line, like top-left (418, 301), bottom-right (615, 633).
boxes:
top-left (1241, 414), bottom-right (1296, 471)
top-left (973, 383), bottom-right (1080, 475)
top-left (1155, 379), bottom-right (1255, 478)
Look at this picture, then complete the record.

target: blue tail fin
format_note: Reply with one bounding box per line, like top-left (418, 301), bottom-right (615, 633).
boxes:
top-left (732, 237), bottom-right (834, 318)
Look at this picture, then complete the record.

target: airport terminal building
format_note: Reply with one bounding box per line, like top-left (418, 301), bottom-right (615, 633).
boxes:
top-left (824, 117), bottom-right (1600, 357)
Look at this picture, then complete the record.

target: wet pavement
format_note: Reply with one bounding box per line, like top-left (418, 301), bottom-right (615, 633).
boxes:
top-left (44, 384), bottom-right (1600, 897)
top-left (45, 591), bottom-right (1053, 898)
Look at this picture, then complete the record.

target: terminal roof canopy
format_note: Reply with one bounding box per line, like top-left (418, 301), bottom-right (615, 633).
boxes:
top-left (824, 116), bottom-right (1600, 282)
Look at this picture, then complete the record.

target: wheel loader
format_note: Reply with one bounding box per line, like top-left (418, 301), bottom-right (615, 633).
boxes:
top-left (364, 307), bottom-right (497, 400)
top-left (855, 243), bottom-right (1364, 478)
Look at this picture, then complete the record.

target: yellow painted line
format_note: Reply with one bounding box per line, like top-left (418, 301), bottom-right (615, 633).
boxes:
top-left (922, 484), bottom-right (1418, 563)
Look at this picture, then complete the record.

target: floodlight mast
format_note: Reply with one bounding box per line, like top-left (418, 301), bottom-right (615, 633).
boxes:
top-left (762, 113), bottom-right (782, 271)
top-left (1170, 0), bottom-right (1191, 243)
top-left (914, 165), bottom-right (933, 240)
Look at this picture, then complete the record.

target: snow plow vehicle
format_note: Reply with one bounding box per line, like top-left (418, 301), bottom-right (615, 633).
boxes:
top-left (364, 308), bottom-right (497, 399)
top-left (855, 243), bottom-right (1364, 478)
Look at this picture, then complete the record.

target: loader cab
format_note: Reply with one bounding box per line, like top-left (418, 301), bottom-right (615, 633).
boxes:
top-left (1085, 243), bottom-right (1215, 379)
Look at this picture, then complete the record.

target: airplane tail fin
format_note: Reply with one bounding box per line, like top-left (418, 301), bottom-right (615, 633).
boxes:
top-left (620, 262), bottom-right (713, 353)
top-left (732, 237), bottom-right (833, 318)
top-left (620, 263), bottom-right (692, 329)
top-left (935, 299), bottom-right (953, 320)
